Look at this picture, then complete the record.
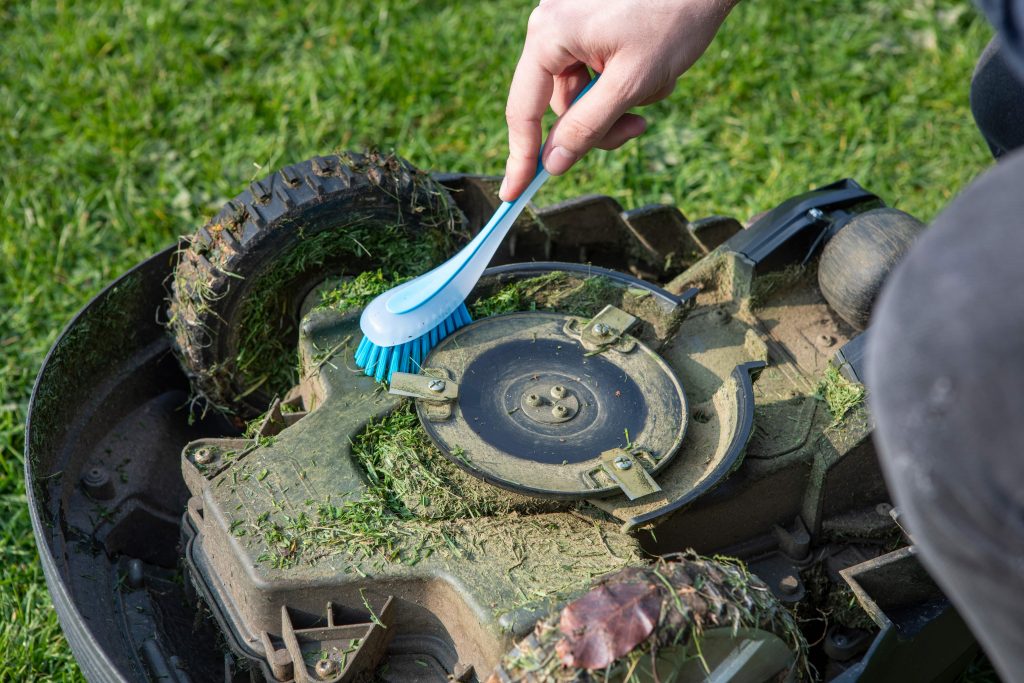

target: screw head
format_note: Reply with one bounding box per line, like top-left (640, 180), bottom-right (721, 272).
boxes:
top-left (550, 385), bottom-right (567, 399)
top-left (551, 405), bottom-right (569, 418)
top-left (818, 334), bottom-right (836, 347)
top-left (592, 322), bottom-right (611, 337)
top-left (808, 207), bottom-right (826, 221)
top-left (194, 447), bottom-right (214, 465)
top-left (779, 575), bottom-right (800, 595)
top-left (427, 379), bottom-right (446, 393)
top-left (613, 455), bottom-right (633, 470)
top-left (525, 393), bottom-right (542, 407)
top-left (314, 658), bottom-right (339, 679)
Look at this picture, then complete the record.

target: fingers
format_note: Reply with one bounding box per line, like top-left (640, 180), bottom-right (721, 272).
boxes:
top-left (594, 113), bottom-right (647, 150)
top-left (502, 51), bottom-right (555, 201)
top-left (637, 80), bottom-right (676, 106)
top-left (550, 64), bottom-right (594, 116)
top-left (542, 70), bottom-right (638, 175)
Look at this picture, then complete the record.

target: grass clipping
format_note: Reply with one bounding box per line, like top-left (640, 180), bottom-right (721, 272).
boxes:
top-left (239, 404), bottom-right (557, 569)
top-left (469, 272), bottom-right (685, 344)
top-left (470, 272), bottom-right (619, 319)
top-left (816, 364), bottom-right (866, 424)
top-left (489, 552), bottom-right (809, 682)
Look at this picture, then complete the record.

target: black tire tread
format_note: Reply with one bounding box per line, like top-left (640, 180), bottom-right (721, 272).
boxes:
top-left (167, 151), bottom-right (466, 418)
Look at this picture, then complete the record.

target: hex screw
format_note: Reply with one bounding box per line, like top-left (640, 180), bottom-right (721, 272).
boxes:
top-left (314, 658), bottom-right (339, 679)
top-left (550, 385), bottom-right (567, 399)
top-left (551, 405), bottom-right (569, 418)
top-left (613, 455), bottom-right (633, 470)
top-left (427, 379), bottom-right (446, 393)
top-left (592, 322), bottom-right (612, 337)
top-left (525, 393), bottom-right (542, 407)
top-left (194, 447), bottom-right (214, 465)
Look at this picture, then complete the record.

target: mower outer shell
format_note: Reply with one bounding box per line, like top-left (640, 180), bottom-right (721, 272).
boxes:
top-left (26, 246), bottom-right (176, 683)
top-left (24, 172), bottom-right (978, 682)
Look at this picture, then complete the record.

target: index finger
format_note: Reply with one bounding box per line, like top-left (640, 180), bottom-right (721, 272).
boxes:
top-left (502, 47), bottom-right (556, 201)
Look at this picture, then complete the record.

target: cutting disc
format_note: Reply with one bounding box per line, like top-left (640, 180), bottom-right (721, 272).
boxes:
top-left (417, 312), bottom-right (688, 498)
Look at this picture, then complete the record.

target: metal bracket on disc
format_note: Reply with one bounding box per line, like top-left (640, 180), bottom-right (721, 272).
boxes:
top-left (564, 304), bottom-right (638, 353)
top-left (389, 370), bottom-right (459, 422)
top-left (598, 448), bottom-right (662, 501)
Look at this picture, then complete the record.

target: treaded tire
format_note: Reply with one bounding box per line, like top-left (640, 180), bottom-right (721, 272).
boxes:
top-left (167, 151), bottom-right (467, 418)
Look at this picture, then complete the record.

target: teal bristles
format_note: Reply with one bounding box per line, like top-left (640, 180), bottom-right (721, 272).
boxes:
top-left (354, 303), bottom-right (472, 382)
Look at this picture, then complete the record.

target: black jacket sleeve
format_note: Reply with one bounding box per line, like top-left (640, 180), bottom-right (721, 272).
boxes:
top-left (977, 0), bottom-right (1024, 75)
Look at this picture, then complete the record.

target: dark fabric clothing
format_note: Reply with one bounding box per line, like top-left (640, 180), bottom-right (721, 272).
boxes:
top-left (866, 10), bottom-right (1024, 679)
top-left (977, 0), bottom-right (1024, 76)
top-left (971, 37), bottom-right (1024, 157)
top-left (867, 149), bottom-right (1024, 682)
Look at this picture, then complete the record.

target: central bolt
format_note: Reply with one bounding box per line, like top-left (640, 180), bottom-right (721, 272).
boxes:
top-left (427, 379), bottom-right (446, 393)
top-left (592, 322), bottom-right (612, 337)
top-left (194, 447), bottom-right (214, 465)
top-left (550, 385), bottom-right (567, 399)
top-left (314, 658), bottom-right (339, 679)
top-left (613, 455), bottom-right (633, 470)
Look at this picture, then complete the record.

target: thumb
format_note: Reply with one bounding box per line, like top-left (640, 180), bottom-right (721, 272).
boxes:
top-left (541, 70), bottom-right (635, 175)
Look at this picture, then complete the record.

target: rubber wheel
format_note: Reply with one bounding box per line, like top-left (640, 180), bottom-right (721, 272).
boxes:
top-left (818, 208), bottom-right (925, 330)
top-left (167, 151), bottom-right (466, 418)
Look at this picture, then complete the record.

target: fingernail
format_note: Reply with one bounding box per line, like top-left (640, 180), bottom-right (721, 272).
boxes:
top-left (499, 176), bottom-right (508, 198)
top-left (544, 146), bottom-right (578, 175)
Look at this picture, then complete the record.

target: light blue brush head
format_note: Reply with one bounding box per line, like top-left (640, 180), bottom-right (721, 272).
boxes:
top-left (354, 73), bottom-right (599, 383)
top-left (353, 302), bottom-right (472, 382)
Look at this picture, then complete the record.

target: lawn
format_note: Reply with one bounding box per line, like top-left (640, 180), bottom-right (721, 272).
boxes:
top-left (0, 0), bottom-right (994, 679)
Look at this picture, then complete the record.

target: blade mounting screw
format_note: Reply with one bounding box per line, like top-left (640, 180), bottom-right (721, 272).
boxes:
top-left (194, 447), bottom-right (214, 465)
top-left (315, 658), bottom-right (339, 679)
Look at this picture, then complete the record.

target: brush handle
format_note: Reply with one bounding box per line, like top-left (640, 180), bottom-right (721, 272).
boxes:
top-left (384, 75), bottom-right (599, 315)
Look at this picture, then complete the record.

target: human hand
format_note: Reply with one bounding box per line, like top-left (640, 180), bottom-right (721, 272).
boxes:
top-left (500, 0), bottom-right (739, 201)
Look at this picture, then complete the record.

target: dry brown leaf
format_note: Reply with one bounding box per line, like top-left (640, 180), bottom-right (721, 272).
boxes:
top-left (555, 580), bottom-right (662, 669)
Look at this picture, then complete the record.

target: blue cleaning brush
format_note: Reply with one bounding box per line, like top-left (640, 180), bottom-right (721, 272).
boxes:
top-left (355, 76), bottom-right (599, 382)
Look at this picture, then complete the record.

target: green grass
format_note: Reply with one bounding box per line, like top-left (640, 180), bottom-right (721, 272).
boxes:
top-left (0, 0), bottom-right (994, 678)
top-left (817, 363), bottom-right (868, 423)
